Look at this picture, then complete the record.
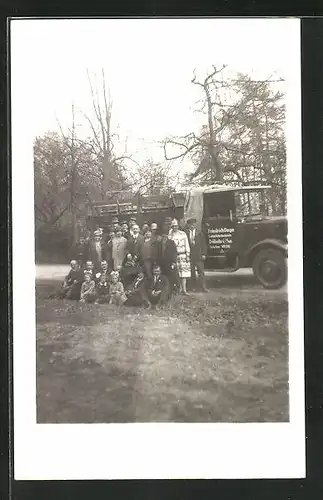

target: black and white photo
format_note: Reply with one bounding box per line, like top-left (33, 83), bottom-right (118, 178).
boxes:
top-left (11, 17), bottom-right (304, 480)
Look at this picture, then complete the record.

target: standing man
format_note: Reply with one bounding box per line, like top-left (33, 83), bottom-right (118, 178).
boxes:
top-left (121, 221), bottom-right (130, 239)
top-left (156, 227), bottom-right (178, 293)
top-left (186, 218), bottom-right (208, 292)
top-left (128, 217), bottom-right (137, 233)
top-left (111, 216), bottom-right (119, 232)
top-left (126, 224), bottom-right (144, 258)
top-left (70, 236), bottom-right (86, 267)
top-left (86, 228), bottom-right (107, 271)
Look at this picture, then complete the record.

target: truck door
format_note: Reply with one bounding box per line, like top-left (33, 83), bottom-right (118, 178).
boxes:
top-left (203, 191), bottom-right (239, 269)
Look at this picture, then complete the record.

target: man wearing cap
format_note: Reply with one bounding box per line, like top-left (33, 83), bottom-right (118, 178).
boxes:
top-left (185, 218), bottom-right (208, 292)
top-left (150, 222), bottom-right (161, 242)
top-left (85, 228), bottom-right (108, 271)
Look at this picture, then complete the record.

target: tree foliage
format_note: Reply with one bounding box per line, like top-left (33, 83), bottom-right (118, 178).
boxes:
top-left (164, 68), bottom-right (286, 214)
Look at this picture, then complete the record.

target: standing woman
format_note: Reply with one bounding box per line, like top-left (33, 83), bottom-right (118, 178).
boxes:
top-left (168, 219), bottom-right (191, 295)
top-left (112, 226), bottom-right (127, 270)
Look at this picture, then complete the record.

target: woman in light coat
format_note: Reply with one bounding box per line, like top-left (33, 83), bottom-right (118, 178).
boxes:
top-left (112, 226), bottom-right (127, 270)
top-left (168, 218), bottom-right (191, 295)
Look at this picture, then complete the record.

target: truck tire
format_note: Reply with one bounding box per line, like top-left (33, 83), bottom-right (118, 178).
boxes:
top-left (252, 248), bottom-right (287, 289)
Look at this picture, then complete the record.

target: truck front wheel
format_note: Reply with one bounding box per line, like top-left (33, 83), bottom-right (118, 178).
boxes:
top-left (252, 248), bottom-right (287, 289)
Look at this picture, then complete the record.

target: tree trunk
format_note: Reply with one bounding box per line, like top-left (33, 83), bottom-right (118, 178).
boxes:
top-left (205, 83), bottom-right (222, 182)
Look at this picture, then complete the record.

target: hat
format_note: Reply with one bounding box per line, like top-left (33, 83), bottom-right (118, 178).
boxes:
top-left (170, 218), bottom-right (178, 227)
top-left (129, 216), bottom-right (136, 221)
top-left (94, 228), bottom-right (103, 236)
top-left (111, 216), bottom-right (119, 224)
top-left (151, 222), bottom-right (158, 230)
top-left (187, 217), bottom-right (197, 224)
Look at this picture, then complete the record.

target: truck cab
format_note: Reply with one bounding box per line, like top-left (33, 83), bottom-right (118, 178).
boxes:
top-left (200, 185), bottom-right (287, 289)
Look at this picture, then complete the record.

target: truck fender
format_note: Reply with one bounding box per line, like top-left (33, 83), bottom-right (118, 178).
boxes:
top-left (245, 239), bottom-right (288, 266)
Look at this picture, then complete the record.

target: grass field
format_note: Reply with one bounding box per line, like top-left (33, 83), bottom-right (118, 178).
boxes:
top-left (36, 279), bottom-right (289, 423)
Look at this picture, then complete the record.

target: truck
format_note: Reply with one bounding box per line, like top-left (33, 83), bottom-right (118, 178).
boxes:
top-left (86, 184), bottom-right (288, 290)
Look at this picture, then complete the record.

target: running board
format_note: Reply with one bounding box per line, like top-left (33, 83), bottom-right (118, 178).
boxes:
top-left (212, 267), bottom-right (239, 273)
top-left (207, 256), bottom-right (239, 273)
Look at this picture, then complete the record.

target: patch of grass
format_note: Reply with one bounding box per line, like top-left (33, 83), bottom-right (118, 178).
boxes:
top-left (36, 280), bottom-right (289, 423)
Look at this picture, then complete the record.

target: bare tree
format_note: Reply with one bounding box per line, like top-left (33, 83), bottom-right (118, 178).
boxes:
top-left (163, 65), bottom-right (229, 182)
top-left (79, 69), bottom-right (136, 199)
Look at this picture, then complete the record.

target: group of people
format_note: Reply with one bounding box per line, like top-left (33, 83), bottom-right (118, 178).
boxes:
top-left (57, 215), bottom-right (208, 308)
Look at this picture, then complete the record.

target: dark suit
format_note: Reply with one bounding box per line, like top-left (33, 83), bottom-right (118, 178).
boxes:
top-left (156, 238), bottom-right (178, 293)
top-left (70, 242), bottom-right (86, 266)
top-left (126, 234), bottom-right (144, 258)
top-left (145, 274), bottom-right (170, 305)
top-left (156, 238), bottom-right (176, 272)
top-left (185, 228), bottom-right (207, 289)
top-left (85, 240), bottom-right (108, 271)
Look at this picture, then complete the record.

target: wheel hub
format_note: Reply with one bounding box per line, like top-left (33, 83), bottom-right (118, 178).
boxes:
top-left (261, 259), bottom-right (280, 281)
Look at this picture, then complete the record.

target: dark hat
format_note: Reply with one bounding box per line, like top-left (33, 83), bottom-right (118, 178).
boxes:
top-left (187, 217), bottom-right (197, 224)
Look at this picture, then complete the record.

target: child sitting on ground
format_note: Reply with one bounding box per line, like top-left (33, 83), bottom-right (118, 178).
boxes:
top-left (109, 271), bottom-right (127, 306)
top-left (83, 261), bottom-right (94, 279)
top-left (80, 271), bottom-right (96, 303)
top-left (57, 260), bottom-right (83, 300)
top-left (95, 273), bottom-right (110, 304)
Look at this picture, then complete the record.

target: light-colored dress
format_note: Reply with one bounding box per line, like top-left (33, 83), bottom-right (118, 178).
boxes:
top-left (112, 236), bottom-right (127, 270)
top-left (109, 281), bottom-right (127, 305)
top-left (169, 229), bottom-right (191, 278)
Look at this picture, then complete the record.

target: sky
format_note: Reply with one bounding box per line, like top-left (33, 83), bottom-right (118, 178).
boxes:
top-left (11, 18), bottom-right (300, 180)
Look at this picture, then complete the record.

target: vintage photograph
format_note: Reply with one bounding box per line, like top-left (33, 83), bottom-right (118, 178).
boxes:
top-left (11, 16), bottom-right (305, 481)
top-left (28, 18), bottom-right (292, 425)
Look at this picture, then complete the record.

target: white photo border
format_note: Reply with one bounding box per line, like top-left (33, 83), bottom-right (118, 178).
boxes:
top-left (11, 17), bottom-right (305, 480)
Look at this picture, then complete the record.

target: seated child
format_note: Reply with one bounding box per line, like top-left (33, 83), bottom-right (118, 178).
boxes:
top-left (95, 273), bottom-right (110, 304)
top-left (58, 260), bottom-right (83, 300)
top-left (109, 271), bottom-right (127, 306)
top-left (80, 271), bottom-right (96, 303)
top-left (84, 261), bottom-right (94, 280)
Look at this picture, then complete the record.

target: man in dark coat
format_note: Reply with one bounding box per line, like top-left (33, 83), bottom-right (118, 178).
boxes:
top-left (155, 227), bottom-right (178, 293)
top-left (70, 236), bottom-right (87, 267)
top-left (185, 218), bottom-right (208, 292)
top-left (85, 229), bottom-right (108, 271)
top-left (144, 265), bottom-right (170, 306)
top-left (57, 260), bottom-right (83, 300)
top-left (126, 224), bottom-right (144, 258)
